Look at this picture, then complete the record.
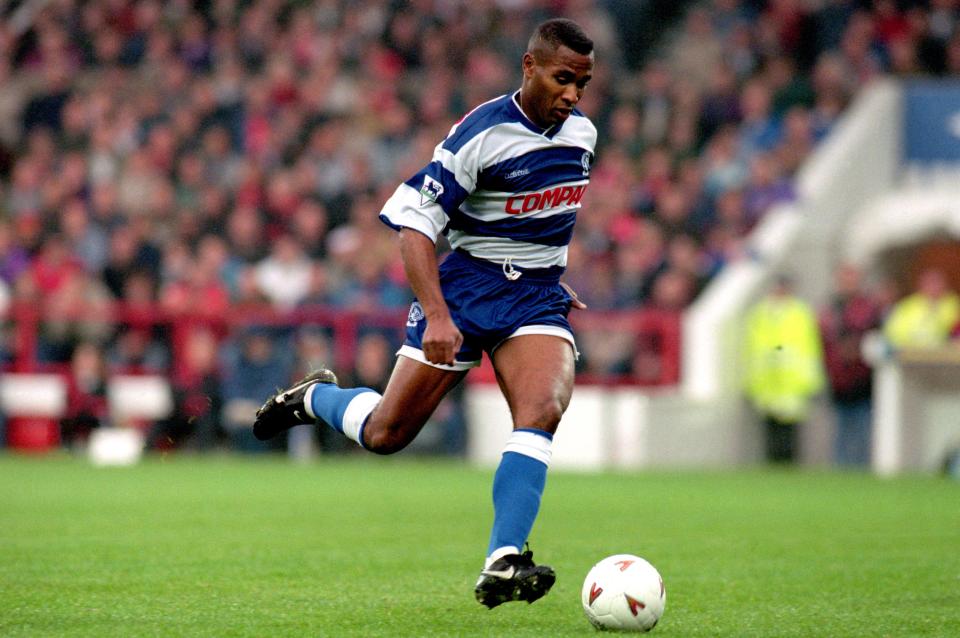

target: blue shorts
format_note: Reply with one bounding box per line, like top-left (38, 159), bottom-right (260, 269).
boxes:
top-left (399, 250), bottom-right (577, 370)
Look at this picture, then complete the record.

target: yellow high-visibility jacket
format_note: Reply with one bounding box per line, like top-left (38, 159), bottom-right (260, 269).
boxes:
top-left (883, 293), bottom-right (960, 349)
top-left (743, 296), bottom-right (825, 423)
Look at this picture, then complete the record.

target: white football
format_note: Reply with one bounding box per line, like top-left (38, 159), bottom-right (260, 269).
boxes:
top-left (581, 554), bottom-right (666, 632)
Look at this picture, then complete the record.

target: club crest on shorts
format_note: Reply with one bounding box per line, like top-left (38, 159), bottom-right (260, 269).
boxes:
top-left (407, 301), bottom-right (425, 327)
top-left (419, 175), bottom-right (444, 206)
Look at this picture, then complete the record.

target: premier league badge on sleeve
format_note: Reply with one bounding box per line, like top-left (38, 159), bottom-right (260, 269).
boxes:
top-left (419, 175), bottom-right (445, 206)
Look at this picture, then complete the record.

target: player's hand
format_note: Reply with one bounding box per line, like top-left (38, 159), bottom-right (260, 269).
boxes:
top-left (560, 281), bottom-right (588, 310)
top-left (422, 314), bottom-right (464, 366)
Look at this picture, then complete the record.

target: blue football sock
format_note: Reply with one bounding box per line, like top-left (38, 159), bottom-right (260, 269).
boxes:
top-left (305, 383), bottom-right (380, 445)
top-left (487, 428), bottom-right (554, 560)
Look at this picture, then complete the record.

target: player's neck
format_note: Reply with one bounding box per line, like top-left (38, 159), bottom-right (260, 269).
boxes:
top-left (516, 90), bottom-right (551, 132)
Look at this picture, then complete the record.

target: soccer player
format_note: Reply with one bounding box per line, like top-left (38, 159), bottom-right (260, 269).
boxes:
top-left (254, 18), bottom-right (595, 608)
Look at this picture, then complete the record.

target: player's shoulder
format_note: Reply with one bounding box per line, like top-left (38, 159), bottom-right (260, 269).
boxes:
top-left (559, 108), bottom-right (598, 151)
top-left (442, 94), bottom-right (517, 154)
top-left (570, 106), bottom-right (596, 130)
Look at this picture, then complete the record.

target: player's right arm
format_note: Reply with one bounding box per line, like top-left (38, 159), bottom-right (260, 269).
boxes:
top-left (378, 107), bottom-right (487, 366)
top-left (399, 228), bottom-right (462, 366)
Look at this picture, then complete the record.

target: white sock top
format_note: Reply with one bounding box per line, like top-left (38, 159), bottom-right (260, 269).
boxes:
top-left (341, 391), bottom-right (381, 444)
top-left (502, 430), bottom-right (553, 466)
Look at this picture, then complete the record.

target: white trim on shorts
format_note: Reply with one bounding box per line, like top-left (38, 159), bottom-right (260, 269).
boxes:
top-left (493, 324), bottom-right (580, 359)
top-left (396, 344), bottom-right (481, 371)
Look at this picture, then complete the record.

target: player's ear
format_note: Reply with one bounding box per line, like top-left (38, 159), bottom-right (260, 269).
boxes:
top-left (522, 51), bottom-right (536, 78)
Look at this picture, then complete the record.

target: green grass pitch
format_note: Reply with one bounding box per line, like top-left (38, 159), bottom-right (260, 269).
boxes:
top-left (1, 454), bottom-right (958, 637)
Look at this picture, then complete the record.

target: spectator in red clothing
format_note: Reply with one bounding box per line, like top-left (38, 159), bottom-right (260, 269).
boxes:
top-left (819, 264), bottom-right (883, 467)
top-left (159, 243), bottom-right (230, 382)
top-left (874, 0), bottom-right (911, 45)
top-left (29, 233), bottom-right (82, 296)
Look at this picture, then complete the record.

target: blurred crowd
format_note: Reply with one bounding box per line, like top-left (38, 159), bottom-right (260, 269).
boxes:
top-left (1, 0), bottom-right (959, 451)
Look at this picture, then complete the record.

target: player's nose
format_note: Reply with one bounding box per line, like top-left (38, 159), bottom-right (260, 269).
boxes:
top-left (561, 84), bottom-right (579, 105)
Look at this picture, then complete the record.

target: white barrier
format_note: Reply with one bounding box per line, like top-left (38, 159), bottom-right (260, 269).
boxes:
top-left (465, 384), bottom-right (754, 470)
top-left (466, 385), bottom-right (649, 470)
top-left (107, 375), bottom-right (174, 423)
top-left (0, 374), bottom-right (67, 417)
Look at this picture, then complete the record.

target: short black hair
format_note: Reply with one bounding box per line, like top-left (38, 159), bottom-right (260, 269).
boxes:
top-left (528, 18), bottom-right (593, 57)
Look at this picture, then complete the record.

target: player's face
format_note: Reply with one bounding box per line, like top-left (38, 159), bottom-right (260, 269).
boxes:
top-left (521, 45), bottom-right (594, 128)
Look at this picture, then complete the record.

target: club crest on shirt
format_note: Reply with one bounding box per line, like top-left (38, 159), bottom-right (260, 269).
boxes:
top-left (581, 151), bottom-right (593, 176)
top-left (419, 175), bottom-right (444, 206)
top-left (407, 302), bottom-right (425, 327)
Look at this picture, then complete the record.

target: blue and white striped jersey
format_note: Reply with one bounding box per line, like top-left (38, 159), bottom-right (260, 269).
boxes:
top-left (379, 90), bottom-right (597, 271)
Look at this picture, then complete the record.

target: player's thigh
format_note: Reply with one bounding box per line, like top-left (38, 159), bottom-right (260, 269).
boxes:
top-left (366, 354), bottom-right (467, 439)
top-left (490, 334), bottom-right (575, 434)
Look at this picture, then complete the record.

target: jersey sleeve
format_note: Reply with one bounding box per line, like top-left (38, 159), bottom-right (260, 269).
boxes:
top-left (379, 128), bottom-right (482, 242)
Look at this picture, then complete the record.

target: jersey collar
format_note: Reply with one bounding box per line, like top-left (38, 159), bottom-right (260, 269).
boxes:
top-left (510, 90), bottom-right (563, 139)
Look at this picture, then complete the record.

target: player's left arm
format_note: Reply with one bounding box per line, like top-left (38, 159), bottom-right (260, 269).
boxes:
top-left (560, 129), bottom-right (596, 312)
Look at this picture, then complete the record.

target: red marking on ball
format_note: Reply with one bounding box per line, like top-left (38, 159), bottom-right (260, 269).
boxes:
top-left (588, 582), bottom-right (603, 606)
top-left (614, 560), bottom-right (634, 572)
top-left (625, 594), bottom-right (646, 616)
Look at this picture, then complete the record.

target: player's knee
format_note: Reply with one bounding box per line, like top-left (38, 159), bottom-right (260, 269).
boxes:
top-left (523, 397), bottom-right (565, 430)
top-left (363, 430), bottom-right (409, 455)
top-left (361, 423), bottom-right (413, 455)
top-left (361, 406), bottom-right (431, 454)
